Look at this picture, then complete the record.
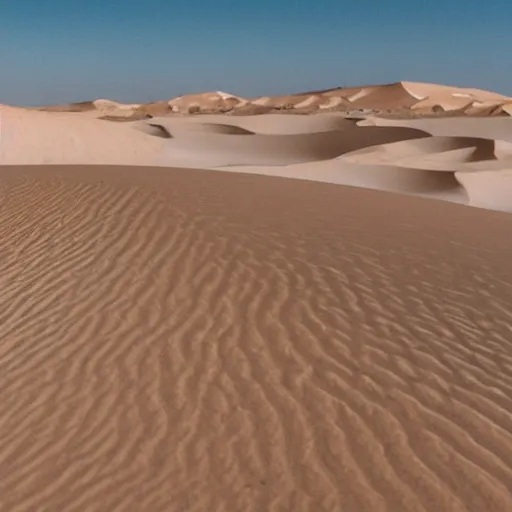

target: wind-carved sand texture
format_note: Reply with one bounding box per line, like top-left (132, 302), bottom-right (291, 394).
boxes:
top-left (0, 165), bottom-right (512, 512)
top-left (1, 81), bottom-right (512, 510)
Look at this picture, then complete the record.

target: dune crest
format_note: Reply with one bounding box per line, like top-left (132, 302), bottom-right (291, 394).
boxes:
top-left (0, 106), bottom-right (168, 165)
top-left (455, 169), bottom-right (512, 211)
top-left (3, 103), bottom-right (512, 211)
top-left (168, 91), bottom-right (249, 113)
top-left (25, 80), bottom-right (512, 117)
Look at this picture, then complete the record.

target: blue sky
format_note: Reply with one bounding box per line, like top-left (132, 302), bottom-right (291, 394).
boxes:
top-left (1, 0), bottom-right (510, 105)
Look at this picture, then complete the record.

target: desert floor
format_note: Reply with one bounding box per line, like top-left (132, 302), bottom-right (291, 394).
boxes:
top-left (1, 99), bottom-right (512, 511)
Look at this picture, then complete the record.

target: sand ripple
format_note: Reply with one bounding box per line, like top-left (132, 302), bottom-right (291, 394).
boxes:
top-left (0, 165), bottom-right (511, 511)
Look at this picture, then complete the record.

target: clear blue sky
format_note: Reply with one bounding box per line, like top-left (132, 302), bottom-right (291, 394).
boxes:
top-left (1, 0), bottom-right (510, 106)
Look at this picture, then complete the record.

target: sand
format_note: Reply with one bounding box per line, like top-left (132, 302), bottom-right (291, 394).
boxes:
top-left (0, 106), bottom-right (168, 166)
top-left (1, 82), bottom-right (512, 511)
top-left (362, 116), bottom-right (512, 141)
top-left (2, 104), bottom-right (512, 212)
top-left (31, 81), bottom-right (512, 117)
top-left (0, 164), bottom-right (511, 512)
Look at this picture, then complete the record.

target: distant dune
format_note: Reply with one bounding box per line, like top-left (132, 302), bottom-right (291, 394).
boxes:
top-left (29, 81), bottom-right (512, 118)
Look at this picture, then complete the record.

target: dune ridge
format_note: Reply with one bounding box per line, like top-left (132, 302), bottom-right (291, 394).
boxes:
top-left (28, 81), bottom-right (512, 118)
top-left (3, 103), bottom-right (512, 211)
top-left (0, 164), bottom-right (511, 511)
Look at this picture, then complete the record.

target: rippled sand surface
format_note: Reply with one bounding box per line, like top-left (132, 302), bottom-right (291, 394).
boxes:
top-left (1, 165), bottom-right (511, 511)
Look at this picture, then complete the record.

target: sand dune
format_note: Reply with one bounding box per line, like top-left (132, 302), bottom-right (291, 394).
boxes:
top-left (171, 113), bottom-right (358, 135)
top-left (212, 159), bottom-right (468, 203)
top-left (248, 81), bottom-right (511, 115)
top-left (92, 98), bottom-right (142, 114)
top-left (3, 107), bottom-right (424, 168)
top-left (401, 83), bottom-right (508, 113)
top-left (28, 80), bottom-right (512, 118)
top-left (400, 81), bottom-right (507, 101)
top-left (0, 106), bottom-right (168, 166)
top-left (134, 119), bottom-right (256, 136)
top-left (346, 83), bottom-right (419, 110)
top-left (168, 91), bottom-right (248, 113)
top-left (455, 169), bottom-right (512, 211)
top-left (33, 100), bottom-right (97, 113)
top-left (411, 97), bottom-right (473, 112)
top-left (362, 116), bottom-right (512, 141)
top-left (135, 120), bottom-right (430, 167)
top-left (250, 93), bottom-right (351, 111)
top-left (2, 80), bottom-right (512, 510)
top-left (3, 104), bottom-right (512, 211)
top-left (132, 122), bottom-right (174, 139)
top-left (344, 136), bottom-right (499, 160)
top-left (341, 136), bottom-right (511, 167)
top-left (137, 116), bottom-right (510, 210)
top-left (0, 164), bottom-right (511, 511)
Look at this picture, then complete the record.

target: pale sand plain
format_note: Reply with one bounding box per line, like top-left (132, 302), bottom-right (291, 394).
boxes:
top-left (1, 81), bottom-right (512, 511)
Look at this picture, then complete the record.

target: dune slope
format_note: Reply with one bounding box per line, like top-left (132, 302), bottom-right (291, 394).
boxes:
top-left (363, 117), bottom-right (512, 141)
top-left (3, 107), bottom-right (512, 211)
top-left (0, 165), bottom-right (511, 512)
